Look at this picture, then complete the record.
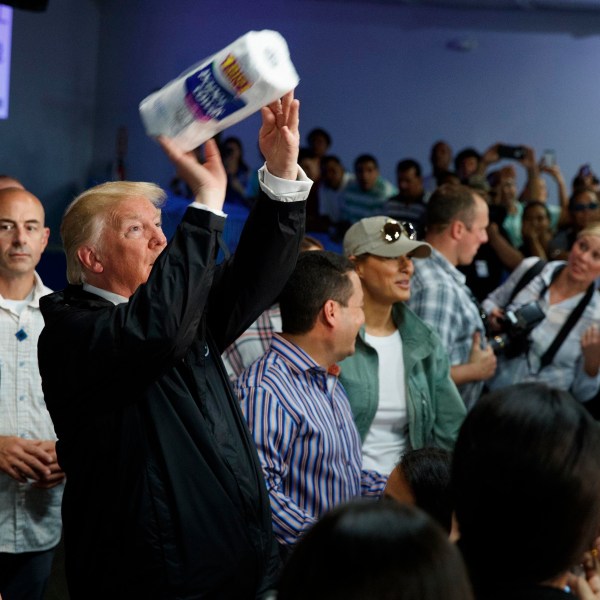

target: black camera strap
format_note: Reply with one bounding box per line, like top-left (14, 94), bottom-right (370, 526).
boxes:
top-left (536, 264), bottom-right (595, 371)
top-left (507, 259), bottom-right (546, 305)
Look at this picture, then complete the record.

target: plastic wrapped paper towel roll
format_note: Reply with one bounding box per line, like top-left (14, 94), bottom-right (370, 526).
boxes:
top-left (139, 30), bottom-right (299, 151)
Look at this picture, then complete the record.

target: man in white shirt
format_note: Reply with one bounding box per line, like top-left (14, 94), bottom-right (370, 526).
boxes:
top-left (0, 187), bottom-right (65, 600)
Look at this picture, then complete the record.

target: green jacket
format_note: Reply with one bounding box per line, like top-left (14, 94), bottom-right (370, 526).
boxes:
top-left (339, 303), bottom-right (465, 450)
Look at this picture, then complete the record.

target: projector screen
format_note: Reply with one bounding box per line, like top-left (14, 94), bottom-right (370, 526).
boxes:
top-left (0, 6), bottom-right (13, 119)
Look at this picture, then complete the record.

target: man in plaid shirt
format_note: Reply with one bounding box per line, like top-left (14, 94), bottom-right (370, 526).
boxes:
top-left (222, 304), bottom-right (281, 381)
top-left (408, 184), bottom-right (497, 409)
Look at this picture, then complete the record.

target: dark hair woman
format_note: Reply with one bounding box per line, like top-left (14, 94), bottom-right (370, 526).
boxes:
top-left (278, 500), bottom-right (474, 600)
top-left (453, 383), bottom-right (600, 599)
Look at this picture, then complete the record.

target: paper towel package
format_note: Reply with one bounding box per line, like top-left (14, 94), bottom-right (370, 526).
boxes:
top-left (139, 30), bottom-right (299, 151)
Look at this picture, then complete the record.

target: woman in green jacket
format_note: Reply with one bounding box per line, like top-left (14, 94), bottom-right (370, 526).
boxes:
top-left (339, 217), bottom-right (466, 475)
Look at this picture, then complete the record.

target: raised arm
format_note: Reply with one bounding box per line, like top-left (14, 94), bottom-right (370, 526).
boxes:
top-left (518, 146), bottom-right (543, 202)
top-left (476, 143), bottom-right (500, 176)
top-left (208, 91), bottom-right (309, 351)
top-left (541, 162), bottom-right (570, 228)
top-left (487, 222), bottom-right (524, 270)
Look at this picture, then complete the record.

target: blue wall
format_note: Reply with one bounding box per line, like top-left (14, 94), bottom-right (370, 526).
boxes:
top-left (89, 0), bottom-right (600, 203)
top-left (0, 0), bottom-right (99, 245)
top-left (2, 0), bottom-right (600, 247)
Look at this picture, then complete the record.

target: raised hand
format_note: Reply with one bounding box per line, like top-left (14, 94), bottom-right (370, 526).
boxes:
top-left (481, 143), bottom-right (500, 168)
top-left (158, 136), bottom-right (227, 211)
top-left (582, 324), bottom-right (600, 377)
top-left (519, 145), bottom-right (538, 171)
top-left (540, 162), bottom-right (563, 180)
top-left (259, 91), bottom-right (300, 181)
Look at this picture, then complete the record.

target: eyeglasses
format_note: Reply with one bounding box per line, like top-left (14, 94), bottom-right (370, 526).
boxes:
top-left (381, 219), bottom-right (417, 242)
top-left (572, 203), bottom-right (599, 212)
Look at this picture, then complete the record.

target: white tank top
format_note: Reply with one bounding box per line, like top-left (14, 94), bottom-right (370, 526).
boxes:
top-left (361, 330), bottom-right (408, 475)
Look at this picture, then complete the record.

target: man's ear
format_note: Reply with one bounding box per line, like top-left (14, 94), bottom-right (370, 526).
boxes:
top-left (450, 219), bottom-right (465, 241)
top-left (349, 255), bottom-right (362, 277)
top-left (77, 246), bottom-right (104, 274)
top-left (40, 227), bottom-right (50, 252)
top-left (322, 298), bottom-right (338, 328)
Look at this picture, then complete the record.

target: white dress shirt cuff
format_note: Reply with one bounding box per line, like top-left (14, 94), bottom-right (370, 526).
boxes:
top-left (187, 163), bottom-right (311, 217)
top-left (188, 202), bottom-right (227, 218)
top-left (258, 163), bottom-right (312, 202)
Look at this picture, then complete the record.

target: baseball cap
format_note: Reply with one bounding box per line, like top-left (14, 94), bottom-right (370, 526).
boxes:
top-left (343, 217), bottom-right (431, 259)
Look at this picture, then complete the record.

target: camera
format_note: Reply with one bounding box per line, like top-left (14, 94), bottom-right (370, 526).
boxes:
top-left (497, 144), bottom-right (526, 161)
top-left (488, 301), bottom-right (545, 357)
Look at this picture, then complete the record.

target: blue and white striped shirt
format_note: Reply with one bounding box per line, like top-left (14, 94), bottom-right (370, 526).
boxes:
top-left (237, 333), bottom-right (386, 546)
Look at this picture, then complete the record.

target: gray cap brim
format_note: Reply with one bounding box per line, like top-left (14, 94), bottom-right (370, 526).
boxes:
top-left (343, 216), bottom-right (432, 259)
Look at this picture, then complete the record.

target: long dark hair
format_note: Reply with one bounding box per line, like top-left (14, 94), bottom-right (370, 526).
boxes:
top-left (399, 447), bottom-right (453, 534)
top-left (278, 500), bottom-right (474, 600)
top-left (453, 383), bottom-right (600, 588)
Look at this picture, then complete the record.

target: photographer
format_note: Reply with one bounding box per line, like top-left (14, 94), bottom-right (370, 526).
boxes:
top-left (482, 224), bottom-right (600, 402)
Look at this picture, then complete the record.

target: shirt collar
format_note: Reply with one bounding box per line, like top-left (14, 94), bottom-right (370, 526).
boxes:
top-left (82, 283), bottom-right (129, 305)
top-left (0, 271), bottom-right (51, 309)
top-left (429, 246), bottom-right (467, 286)
top-left (270, 333), bottom-right (326, 375)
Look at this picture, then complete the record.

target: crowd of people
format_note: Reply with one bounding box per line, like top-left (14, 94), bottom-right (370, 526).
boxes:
top-left (1, 93), bottom-right (600, 600)
top-left (295, 128), bottom-right (600, 411)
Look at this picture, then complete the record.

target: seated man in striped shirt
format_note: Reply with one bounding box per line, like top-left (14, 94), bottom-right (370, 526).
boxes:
top-left (237, 251), bottom-right (387, 553)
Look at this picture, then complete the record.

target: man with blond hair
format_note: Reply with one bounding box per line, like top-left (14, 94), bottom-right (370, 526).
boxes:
top-left (0, 187), bottom-right (65, 600)
top-left (38, 92), bottom-right (309, 599)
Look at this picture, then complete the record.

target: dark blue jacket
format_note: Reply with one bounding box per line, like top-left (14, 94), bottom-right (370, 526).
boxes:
top-left (38, 196), bottom-right (305, 599)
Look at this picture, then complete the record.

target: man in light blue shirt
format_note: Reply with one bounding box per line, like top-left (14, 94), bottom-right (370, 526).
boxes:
top-left (0, 185), bottom-right (65, 600)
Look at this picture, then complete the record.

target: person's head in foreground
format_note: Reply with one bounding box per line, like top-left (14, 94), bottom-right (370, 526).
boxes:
top-left (385, 448), bottom-right (455, 539)
top-left (452, 382), bottom-right (600, 596)
top-left (277, 500), bottom-right (474, 600)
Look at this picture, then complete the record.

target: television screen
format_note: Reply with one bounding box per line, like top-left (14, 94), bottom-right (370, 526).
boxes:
top-left (0, 6), bottom-right (13, 119)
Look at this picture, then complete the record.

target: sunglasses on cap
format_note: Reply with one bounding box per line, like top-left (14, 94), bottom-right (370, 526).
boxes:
top-left (572, 202), bottom-right (599, 212)
top-left (381, 219), bottom-right (417, 242)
